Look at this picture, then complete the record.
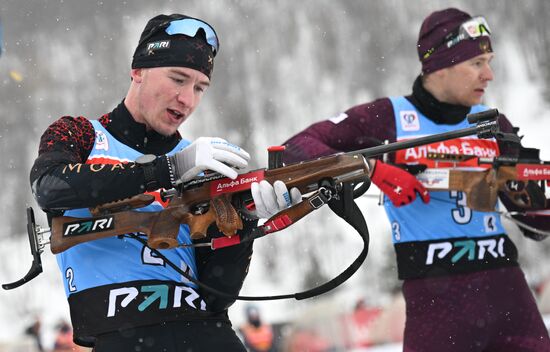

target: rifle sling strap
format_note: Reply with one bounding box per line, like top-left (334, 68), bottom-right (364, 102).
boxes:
top-left (129, 182), bottom-right (370, 302)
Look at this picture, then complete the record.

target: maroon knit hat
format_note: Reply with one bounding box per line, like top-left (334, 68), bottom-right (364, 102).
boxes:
top-left (417, 8), bottom-right (493, 74)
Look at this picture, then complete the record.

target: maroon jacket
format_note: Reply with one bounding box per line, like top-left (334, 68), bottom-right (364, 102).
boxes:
top-left (283, 77), bottom-right (548, 242)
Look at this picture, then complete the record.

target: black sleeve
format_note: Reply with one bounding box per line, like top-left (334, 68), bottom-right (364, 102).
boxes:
top-left (30, 116), bottom-right (172, 211)
top-left (195, 219), bottom-right (256, 312)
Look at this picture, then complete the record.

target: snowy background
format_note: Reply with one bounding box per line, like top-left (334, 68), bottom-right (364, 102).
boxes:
top-left (1, 0), bottom-right (549, 351)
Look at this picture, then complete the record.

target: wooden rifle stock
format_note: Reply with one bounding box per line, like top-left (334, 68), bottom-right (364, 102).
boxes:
top-left (419, 168), bottom-right (498, 212)
top-left (420, 164), bottom-right (547, 212)
top-left (50, 154), bottom-right (370, 253)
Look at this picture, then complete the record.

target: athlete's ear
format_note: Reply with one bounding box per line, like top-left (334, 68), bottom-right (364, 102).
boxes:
top-left (130, 68), bottom-right (145, 83)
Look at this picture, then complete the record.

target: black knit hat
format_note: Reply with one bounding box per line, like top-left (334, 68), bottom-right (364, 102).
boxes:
top-left (132, 14), bottom-right (217, 78)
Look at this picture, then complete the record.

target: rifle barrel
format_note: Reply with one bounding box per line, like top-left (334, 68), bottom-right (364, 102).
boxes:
top-left (353, 120), bottom-right (498, 159)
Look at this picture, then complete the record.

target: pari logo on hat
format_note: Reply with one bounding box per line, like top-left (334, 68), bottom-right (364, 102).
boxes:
top-left (146, 40), bottom-right (171, 53)
top-left (400, 111), bottom-right (420, 131)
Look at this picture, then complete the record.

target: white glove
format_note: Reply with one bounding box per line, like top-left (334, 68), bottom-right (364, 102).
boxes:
top-left (251, 180), bottom-right (302, 219)
top-left (169, 137), bottom-right (250, 184)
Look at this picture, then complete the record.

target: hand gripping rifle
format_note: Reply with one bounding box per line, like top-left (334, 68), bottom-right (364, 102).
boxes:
top-left (3, 109), bottom-right (501, 296)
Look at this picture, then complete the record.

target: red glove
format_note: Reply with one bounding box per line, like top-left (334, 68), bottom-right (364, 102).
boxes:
top-left (370, 160), bottom-right (430, 207)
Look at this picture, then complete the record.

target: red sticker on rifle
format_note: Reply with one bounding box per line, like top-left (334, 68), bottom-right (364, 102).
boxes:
top-left (210, 170), bottom-right (265, 195)
top-left (394, 137), bottom-right (499, 168)
top-left (516, 164), bottom-right (550, 180)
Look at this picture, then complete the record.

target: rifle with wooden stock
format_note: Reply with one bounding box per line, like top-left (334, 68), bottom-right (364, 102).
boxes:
top-left (3, 109), bottom-right (502, 291)
top-left (414, 140), bottom-right (549, 213)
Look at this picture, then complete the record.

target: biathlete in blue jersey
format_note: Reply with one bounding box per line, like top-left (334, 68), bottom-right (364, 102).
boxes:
top-left (283, 7), bottom-right (550, 352)
top-left (30, 13), bottom-right (300, 351)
